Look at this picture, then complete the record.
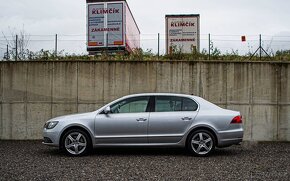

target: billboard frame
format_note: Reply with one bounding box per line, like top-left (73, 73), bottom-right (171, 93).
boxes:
top-left (165, 14), bottom-right (200, 55)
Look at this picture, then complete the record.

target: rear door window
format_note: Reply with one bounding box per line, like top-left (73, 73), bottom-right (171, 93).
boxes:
top-left (155, 96), bottom-right (198, 112)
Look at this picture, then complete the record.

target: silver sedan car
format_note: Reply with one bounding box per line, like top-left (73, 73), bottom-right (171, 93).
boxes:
top-left (43, 93), bottom-right (243, 156)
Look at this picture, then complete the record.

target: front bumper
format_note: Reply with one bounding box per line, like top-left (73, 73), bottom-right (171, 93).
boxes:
top-left (42, 128), bottom-right (60, 147)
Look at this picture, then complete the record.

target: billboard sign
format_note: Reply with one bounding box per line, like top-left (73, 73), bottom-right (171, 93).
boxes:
top-left (87, 2), bottom-right (124, 48)
top-left (166, 15), bottom-right (200, 54)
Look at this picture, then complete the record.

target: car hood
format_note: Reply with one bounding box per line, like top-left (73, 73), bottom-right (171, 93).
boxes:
top-left (49, 112), bottom-right (96, 122)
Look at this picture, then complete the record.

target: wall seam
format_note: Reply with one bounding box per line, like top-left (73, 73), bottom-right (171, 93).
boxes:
top-left (25, 62), bottom-right (28, 139)
top-left (76, 62), bottom-right (79, 113)
top-left (51, 62), bottom-right (54, 118)
top-left (0, 62), bottom-right (2, 139)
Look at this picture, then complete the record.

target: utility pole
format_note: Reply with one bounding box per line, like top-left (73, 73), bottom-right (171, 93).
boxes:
top-left (259, 34), bottom-right (262, 60)
top-left (208, 34), bottom-right (211, 60)
top-left (55, 34), bottom-right (58, 57)
top-left (6, 44), bottom-right (9, 61)
top-left (15, 35), bottom-right (18, 61)
top-left (158, 33), bottom-right (160, 59)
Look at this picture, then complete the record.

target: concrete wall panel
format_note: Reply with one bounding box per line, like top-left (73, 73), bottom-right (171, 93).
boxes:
top-left (103, 62), bottom-right (130, 103)
top-left (200, 63), bottom-right (227, 104)
top-left (27, 62), bottom-right (52, 102)
top-left (52, 62), bottom-right (77, 103)
top-left (78, 62), bottom-right (98, 103)
top-left (278, 106), bottom-right (290, 141)
top-left (27, 103), bottom-right (51, 139)
top-left (252, 105), bottom-right (278, 141)
top-left (1, 103), bottom-right (26, 139)
top-left (78, 104), bottom-right (102, 113)
top-left (129, 62), bottom-right (157, 94)
top-left (52, 104), bottom-right (77, 118)
top-left (2, 63), bottom-right (27, 102)
top-left (0, 103), bottom-right (2, 139)
top-left (280, 64), bottom-right (290, 104)
top-left (94, 63), bottom-right (105, 104)
top-left (227, 63), bottom-right (251, 104)
top-left (156, 62), bottom-right (172, 92)
top-left (252, 63), bottom-right (278, 104)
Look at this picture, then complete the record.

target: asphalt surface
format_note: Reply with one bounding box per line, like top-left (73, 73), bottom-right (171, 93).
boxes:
top-left (0, 141), bottom-right (289, 181)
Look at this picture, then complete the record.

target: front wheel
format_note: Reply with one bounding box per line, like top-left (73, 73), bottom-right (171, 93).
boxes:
top-left (61, 129), bottom-right (91, 156)
top-left (187, 129), bottom-right (216, 157)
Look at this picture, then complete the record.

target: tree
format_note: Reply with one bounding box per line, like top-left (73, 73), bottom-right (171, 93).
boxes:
top-left (2, 27), bottom-right (30, 61)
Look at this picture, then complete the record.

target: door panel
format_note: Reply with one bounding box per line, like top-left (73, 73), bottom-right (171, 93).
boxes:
top-left (148, 112), bottom-right (196, 143)
top-left (95, 113), bottom-right (149, 144)
top-left (148, 96), bottom-right (198, 143)
top-left (94, 96), bottom-right (150, 144)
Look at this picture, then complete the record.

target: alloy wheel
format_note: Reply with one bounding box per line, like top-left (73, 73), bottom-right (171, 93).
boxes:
top-left (191, 132), bottom-right (213, 155)
top-left (64, 132), bottom-right (87, 155)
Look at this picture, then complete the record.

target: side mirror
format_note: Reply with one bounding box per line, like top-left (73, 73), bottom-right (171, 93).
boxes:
top-left (104, 106), bottom-right (111, 114)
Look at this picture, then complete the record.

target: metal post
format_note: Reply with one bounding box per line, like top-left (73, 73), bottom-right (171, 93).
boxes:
top-left (158, 33), bottom-right (160, 59)
top-left (208, 34), bottom-right (211, 60)
top-left (15, 35), bottom-right (18, 61)
top-left (6, 44), bottom-right (9, 60)
top-left (259, 34), bottom-right (262, 60)
top-left (106, 33), bottom-right (109, 47)
top-left (55, 34), bottom-right (58, 57)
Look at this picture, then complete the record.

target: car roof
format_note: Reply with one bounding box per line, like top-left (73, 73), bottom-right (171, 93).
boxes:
top-left (120, 93), bottom-right (221, 110)
top-left (121, 93), bottom-right (199, 99)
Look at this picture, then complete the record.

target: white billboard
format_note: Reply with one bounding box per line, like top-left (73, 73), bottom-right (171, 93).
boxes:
top-left (87, 2), bottom-right (124, 48)
top-left (166, 15), bottom-right (200, 54)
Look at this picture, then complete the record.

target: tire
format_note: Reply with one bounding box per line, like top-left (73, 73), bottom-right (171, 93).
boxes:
top-left (187, 129), bottom-right (216, 157)
top-left (61, 129), bottom-right (91, 156)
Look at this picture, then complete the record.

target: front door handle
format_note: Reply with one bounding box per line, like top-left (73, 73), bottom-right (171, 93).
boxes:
top-left (181, 117), bottom-right (192, 121)
top-left (136, 118), bottom-right (147, 122)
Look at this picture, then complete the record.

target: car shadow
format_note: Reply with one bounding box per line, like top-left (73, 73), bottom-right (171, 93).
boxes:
top-left (92, 147), bottom-right (243, 156)
top-left (40, 145), bottom-right (244, 157)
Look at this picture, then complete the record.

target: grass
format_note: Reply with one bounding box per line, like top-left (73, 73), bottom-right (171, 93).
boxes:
top-left (2, 48), bottom-right (290, 62)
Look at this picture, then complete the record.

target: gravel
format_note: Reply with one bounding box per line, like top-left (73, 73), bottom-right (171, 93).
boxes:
top-left (0, 141), bottom-right (289, 181)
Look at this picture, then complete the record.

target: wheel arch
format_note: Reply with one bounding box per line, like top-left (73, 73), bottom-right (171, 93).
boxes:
top-left (59, 125), bottom-right (94, 149)
top-left (185, 126), bottom-right (218, 148)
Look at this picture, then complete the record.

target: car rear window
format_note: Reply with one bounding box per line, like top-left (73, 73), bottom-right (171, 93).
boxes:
top-left (155, 96), bottom-right (198, 112)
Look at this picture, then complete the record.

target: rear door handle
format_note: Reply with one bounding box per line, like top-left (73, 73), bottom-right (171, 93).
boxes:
top-left (136, 118), bottom-right (147, 122)
top-left (182, 117), bottom-right (192, 121)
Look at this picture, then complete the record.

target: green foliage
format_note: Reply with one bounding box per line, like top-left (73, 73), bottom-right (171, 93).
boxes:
top-left (275, 50), bottom-right (290, 61)
top-left (2, 46), bottom-right (290, 62)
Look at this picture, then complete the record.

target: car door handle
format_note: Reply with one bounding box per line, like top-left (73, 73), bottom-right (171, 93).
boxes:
top-left (182, 117), bottom-right (192, 121)
top-left (136, 118), bottom-right (147, 122)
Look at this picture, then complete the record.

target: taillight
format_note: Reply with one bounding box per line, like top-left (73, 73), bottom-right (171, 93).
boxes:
top-left (231, 116), bottom-right (242, 124)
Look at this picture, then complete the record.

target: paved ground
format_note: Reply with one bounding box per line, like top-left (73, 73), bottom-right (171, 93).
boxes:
top-left (0, 141), bottom-right (289, 181)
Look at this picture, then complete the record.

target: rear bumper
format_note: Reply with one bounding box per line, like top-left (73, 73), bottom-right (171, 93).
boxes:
top-left (217, 128), bottom-right (244, 147)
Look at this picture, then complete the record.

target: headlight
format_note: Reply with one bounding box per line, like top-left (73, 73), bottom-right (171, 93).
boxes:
top-left (44, 121), bottom-right (59, 129)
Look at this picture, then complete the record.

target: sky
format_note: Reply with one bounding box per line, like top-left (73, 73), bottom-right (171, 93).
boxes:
top-left (1, 0), bottom-right (290, 57)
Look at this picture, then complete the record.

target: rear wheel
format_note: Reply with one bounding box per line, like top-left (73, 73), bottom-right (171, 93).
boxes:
top-left (187, 129), bottom-right (216, 157)
top-left (61, 129), bottom-right (91, 156)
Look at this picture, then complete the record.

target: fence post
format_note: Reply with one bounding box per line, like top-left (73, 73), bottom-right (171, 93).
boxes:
top-left (208, 33), bottom-right (211, 60)
top-left (15, 35), bottom-right (18, 61)
top-left (158, 33), bottom-right (160, 59)
top-left (259, 34), bottom-right (262, 60)
top-left (55, 34), bottom-right (58, 57)
top-left (6, 44), bottom-right (9, 61)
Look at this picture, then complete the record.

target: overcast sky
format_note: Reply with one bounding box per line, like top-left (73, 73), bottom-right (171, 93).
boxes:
top-left (1, 0), bottom-right (290, 56)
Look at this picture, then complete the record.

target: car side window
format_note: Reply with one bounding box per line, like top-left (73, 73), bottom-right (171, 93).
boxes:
top-left (155, 96), bottom-right (182, 112)
top-left (155, 96), bottom-right (198, 112)
top-left (110, 96), bottom-right (150, 114)
top-left (182, 97), bottom-right (198, 111)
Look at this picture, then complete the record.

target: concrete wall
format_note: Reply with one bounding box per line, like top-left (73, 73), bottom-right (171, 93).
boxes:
top-left (0, 61), bottom-right (289, 141)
